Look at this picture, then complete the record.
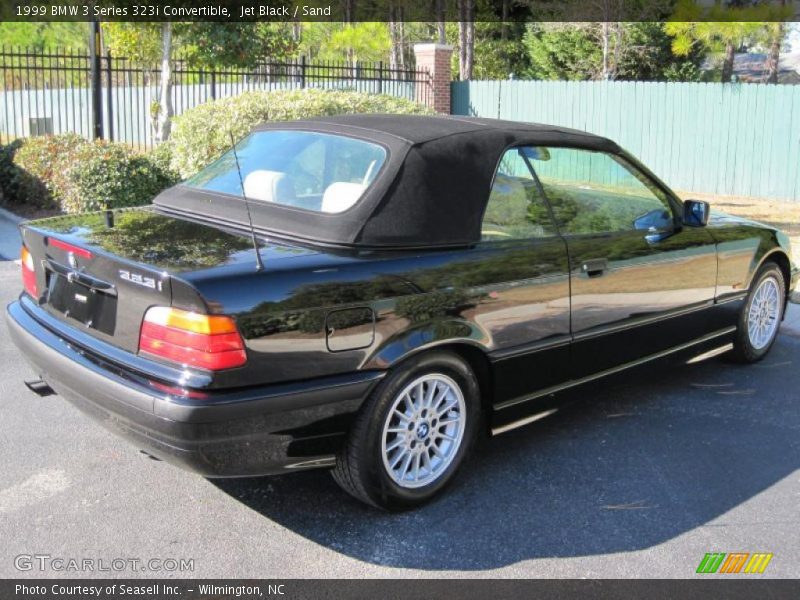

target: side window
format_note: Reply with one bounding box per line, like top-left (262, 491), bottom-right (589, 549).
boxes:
top-left (481, 148), bottom-right (558, 241)
top-left (531, 147), bottom-right (674, 235)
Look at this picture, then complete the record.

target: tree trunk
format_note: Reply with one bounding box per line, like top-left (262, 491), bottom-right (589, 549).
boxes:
top-left (464, 20), bottom-right (474, 80)
top-left (601, 21), bottom-right (610, 80)
top-left (721, 41), bottom-right (735, 83)
top-left (457, 0), bottom-right (474, 80)
top-left (155, 22), bottom-right (173, 144)
top-left (389, 10), bottom-right (400, 71)
top-left (344, 0), bottom-right (356, 22)
top-left (765, 23), bottom-right (784, 84)
top-left (609, 22), bottom-right (622, 81)
top-left (458, 1), bottom-right (466, 79)
top-left (501, 0), bottom-right (509, 41)
top-left (398, 17), bottom-right (406, 71)
top-left (436, 0), bottom-right (446, 44)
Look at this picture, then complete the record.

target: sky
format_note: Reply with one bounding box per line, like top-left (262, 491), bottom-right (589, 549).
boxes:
top-left (789, 23), bottom-right (800, 52)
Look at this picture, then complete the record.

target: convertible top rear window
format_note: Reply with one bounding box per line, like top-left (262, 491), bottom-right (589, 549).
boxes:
top-left (156, 115), bottom-right (624, 248)
top-left (185, 130), bottom-right (387, 214)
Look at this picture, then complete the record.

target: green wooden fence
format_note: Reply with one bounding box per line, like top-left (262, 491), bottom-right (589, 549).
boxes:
top-left (451, 80), bottom-right (800, 201)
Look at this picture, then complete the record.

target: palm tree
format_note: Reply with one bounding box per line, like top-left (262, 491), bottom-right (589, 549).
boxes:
top-left (665, 1), bottom-right (767, 83)
top-left (764, 21), bottom-right (785, 84)
top-left (763, 0), bottom-right (791, 84)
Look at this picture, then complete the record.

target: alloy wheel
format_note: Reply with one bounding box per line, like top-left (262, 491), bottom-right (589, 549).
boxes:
top-left (747, 275), bottom-right (782, 350)
top-left (380, 373), bottom-right (466, 489)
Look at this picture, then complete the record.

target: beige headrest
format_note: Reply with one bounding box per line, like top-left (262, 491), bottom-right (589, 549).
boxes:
top-left (321, 182), bottom-right (366, 213)
top-left (243, 170), bottom-right (293, 203)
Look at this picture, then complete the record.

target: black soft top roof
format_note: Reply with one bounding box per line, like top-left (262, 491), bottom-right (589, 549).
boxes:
top-left (300, 114), bottom-right (610, 145)
top-left (154, 114), bottom-right (621, 249)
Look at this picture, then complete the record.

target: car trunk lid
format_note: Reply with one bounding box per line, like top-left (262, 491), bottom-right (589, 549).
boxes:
top-left (18, 207), bottom-right (261, 354)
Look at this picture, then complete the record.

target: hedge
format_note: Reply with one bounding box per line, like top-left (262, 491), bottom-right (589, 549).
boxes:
top-left (0, 135), bottom-right (179, 214)
top-left (0, 89), bottom-right (432, 213)
top-left (0, 139), bottom-right (25, 207)
top-left (168, 88), bottom-right (434, 178)
top-left (10, 133), bottom-right (87, 210)
top-left (63, 143), bottom-right (179, 213)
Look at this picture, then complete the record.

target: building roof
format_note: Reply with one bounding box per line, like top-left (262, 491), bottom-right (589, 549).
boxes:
top-left (703, 51), bottom-right (800, 84)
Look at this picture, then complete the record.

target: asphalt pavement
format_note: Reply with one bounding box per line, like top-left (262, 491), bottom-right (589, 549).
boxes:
top-left (0, 257), bottom-right (798, 579)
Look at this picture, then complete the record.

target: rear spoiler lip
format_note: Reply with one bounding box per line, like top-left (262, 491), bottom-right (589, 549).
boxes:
top-left (21, 223), bottom-right (172, 278)
top-left (21, 223), bottom-right (212, 313)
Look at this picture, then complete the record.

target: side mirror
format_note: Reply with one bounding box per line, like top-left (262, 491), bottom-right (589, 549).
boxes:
top-left (683, 199), bottom-right (710, 227)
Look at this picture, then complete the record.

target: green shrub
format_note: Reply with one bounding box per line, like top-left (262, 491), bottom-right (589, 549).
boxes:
top-left (0, 139), bottom-right (24, 205)
top-left (147, 139), bottom-right (178, 178)
top-left (169, 88), bottom-right (434, 178)
top-left (8, 134), bottom-right (178, 214)
top-left (13, 133), bottom-right (88, 209)
top-left (63, 142), bottom-right (179, 213)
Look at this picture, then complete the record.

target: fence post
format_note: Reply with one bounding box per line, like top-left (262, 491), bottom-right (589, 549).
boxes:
top-left (300, 56), bottom-right (306, 89)
top-left (413, 44), bottom-right (453, 114)
top-left (105, 51), bottom-right (114, 141)
top-left (378, 61), bottom-right (383, 94)
top-left (210, 71), bottom-right (217, 100)
top-left (88, 21), bottom-right (103, 139)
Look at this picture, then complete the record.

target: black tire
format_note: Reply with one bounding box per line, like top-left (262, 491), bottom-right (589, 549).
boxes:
top-left (729, 261), bottom-right (785, 363)
top-left (332, 351), bottom-right (481, 511)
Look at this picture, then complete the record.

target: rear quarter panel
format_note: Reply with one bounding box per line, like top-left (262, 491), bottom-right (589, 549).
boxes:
top-left (186, 239), bottom-right (570, 397)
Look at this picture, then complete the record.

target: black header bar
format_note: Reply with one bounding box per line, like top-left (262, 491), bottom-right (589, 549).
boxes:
top-left (3, 579), bottom-right (800, 600)
top-left (3, 0), bottom-right (799, 22)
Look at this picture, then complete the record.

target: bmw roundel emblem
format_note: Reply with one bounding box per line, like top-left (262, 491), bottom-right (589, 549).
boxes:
top-left (67, 252), bottom-right (77, 268)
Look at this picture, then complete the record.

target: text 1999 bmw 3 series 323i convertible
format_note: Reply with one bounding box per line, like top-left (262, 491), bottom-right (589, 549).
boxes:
top-left (6, 115), bottom-right (798, 509)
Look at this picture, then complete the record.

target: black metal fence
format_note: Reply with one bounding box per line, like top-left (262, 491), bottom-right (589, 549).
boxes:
top-left (0, 46), bottom-right (432, 150)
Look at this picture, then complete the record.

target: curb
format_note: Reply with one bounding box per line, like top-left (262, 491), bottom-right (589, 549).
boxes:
top-left (0, 205), bottom-right (25, 224)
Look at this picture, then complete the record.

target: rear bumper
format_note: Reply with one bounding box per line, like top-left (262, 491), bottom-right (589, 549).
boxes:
top-left (6, 299), bottom-right (382, 477)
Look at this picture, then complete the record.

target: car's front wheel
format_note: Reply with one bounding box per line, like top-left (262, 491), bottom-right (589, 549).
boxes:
top-left (730, 261), bottom-right (786, 363)
top-left (332, 351), bottom-right (481, 510)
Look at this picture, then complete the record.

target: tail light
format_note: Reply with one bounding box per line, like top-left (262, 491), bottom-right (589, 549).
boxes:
top-left (48, 237), bottom-right (93, 259)
top-left (139, 306), bottom-right (247, 371)
top-left (20, 246), bottom-right (37, 298)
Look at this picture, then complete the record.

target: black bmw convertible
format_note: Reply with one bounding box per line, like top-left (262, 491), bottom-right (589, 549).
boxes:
top-left (7, 115), bottom-right (798, 509)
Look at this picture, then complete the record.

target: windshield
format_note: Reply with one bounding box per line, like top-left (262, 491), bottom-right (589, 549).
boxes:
top-left (185, 130), bottom-right (387, 214)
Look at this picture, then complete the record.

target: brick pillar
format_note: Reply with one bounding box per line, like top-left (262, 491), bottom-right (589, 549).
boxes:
top-left (414, 43), bottom-right (453, 114)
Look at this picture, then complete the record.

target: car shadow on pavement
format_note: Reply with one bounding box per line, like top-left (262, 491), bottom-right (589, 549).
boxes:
top-left (212, 335), bottom-right (800, 571)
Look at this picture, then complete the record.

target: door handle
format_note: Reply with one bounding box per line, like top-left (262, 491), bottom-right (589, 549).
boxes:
top-left (581, 259), bottom-right (607, 278)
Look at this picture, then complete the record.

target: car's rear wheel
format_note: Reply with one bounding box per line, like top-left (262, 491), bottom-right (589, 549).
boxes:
top-left (332, 351), bottom-right (481, 510)
top-left (730, 262), bottom-right (785, 363)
